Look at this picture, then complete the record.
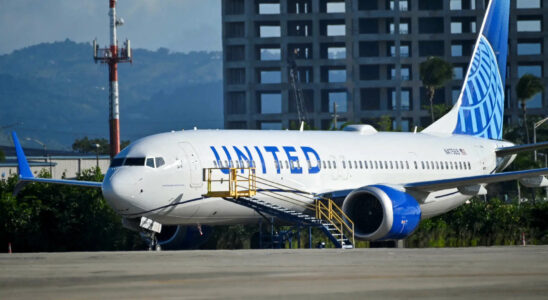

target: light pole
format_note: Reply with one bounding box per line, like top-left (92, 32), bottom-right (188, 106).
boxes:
top-left (25, 137), bottom-right (50, 176)
top-left (538, 152), bottom-right (548, 201)
top-left (94, 144), bottom-right (101, 170)
top-left (533, 116), bottom-right (548, 162)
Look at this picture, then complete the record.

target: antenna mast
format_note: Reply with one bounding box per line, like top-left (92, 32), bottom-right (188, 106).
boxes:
top-left (93, 0), bottom-right (132, 158)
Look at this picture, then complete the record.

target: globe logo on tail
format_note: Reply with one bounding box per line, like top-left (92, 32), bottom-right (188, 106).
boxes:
top-left (454, 36), bottom-right (504, 140)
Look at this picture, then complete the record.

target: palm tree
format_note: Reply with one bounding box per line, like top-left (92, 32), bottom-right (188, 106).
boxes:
top-left (420, 57), bottom-right (453, 123)
top-left (517, 74), bottom-right (544, 143)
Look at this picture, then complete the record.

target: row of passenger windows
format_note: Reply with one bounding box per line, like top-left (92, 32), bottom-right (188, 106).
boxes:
top-left (110, 157), bottom-right (165, 168)
top-left (213, 159), bottom-right (473, 171)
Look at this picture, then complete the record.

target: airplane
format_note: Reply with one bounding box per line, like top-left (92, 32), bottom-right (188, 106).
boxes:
top-left (10, 0), bottom-right (548, 249)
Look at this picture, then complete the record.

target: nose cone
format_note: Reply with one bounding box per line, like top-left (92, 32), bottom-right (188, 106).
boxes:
top-left (102, 168), bottom-right (144, 215)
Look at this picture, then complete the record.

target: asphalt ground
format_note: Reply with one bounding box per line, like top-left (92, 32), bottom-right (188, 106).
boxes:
top-left (1, 246), bottom-right (547, 299)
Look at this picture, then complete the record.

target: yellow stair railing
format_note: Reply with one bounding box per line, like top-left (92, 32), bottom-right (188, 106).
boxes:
top-left (315, 199), bottom-right (355, 247)
top-left (203, 167), bottom-right (256, 198)
top-left (203, 167), bottom-right (354, 248)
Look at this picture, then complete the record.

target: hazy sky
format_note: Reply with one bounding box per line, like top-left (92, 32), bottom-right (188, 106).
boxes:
top-left (0, 0), bottom-right (222, 54)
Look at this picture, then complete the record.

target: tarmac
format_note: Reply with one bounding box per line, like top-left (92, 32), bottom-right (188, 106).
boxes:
top-left (1, 246), bottom-right (548, 299)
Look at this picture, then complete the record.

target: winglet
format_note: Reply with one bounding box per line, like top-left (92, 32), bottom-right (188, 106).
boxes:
top-left (11, 131), bottom-right (33, 178)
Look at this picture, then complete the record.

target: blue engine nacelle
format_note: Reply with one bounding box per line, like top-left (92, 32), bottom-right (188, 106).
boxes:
top-left (156, 225), bottom-right (212, 250)
top-left (342, 185), bottom-right (421, 241)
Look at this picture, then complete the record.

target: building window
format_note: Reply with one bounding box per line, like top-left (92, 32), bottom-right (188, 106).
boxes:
top-left (227, 68), bottom-right (245, 85)
top-left (226, 22), bottom-right (245, 38)
top-left (360, 41), bottom-right (379, 57)
top-left (260, 121), bottom-right (282, 130)
top-left (227, 92), bottom-right (246, 114)
top-left (288, 0), bottom-right (312, 14)
top-left (328, 69), bottom-right (346, 83)
top-left (258, 3), bottom-right (280, 14)
top-left (326, 1), bottom-right (345, 13)
top-left (401, 66), bottom-right (411, 80)
top-left (226, 45), bottom-right (245, 61)
top-left (328, 92), bottom-right (348, 113)
top-left (361, 88), bottom-right (381, 110)
top-left (327, 24), bottom-right (345, 36)
top-left (452, 89), bottom-right (461, 104)
top-left (518, 64), bottom-right (543, 108)
top-left (360, 65), bottom-right (380, 80)
top-left (402, 89), bottom-right (411, 110)
top-left (327, 46), bottom-right (346, 59)
top-left (259, 70), bottom-right (281, 84)
top-left (453, 66), bottom-right (464, 79)
top-left (450, 0), bottom-right (462, 10)
top-left (451, 44), bottom-right (463, 57)
top-left (259, 47), bottom-right (281, 61)
top-left (225, 0), bottom-right (244, 14)
top-left (419, 41), bottom-right (444, 56)
top-left (451, 22), bottom-right (462, 34)
top-left (419, 18), bottom-right (444, 34)
top-left (359, 18), bottom-right (379, 34)
top-left (259, 25), bottom-right (281, 37)
top-left (259, 92), bottom-right (282, 114)
top-left (288, 21), bottom-right (312, 36)
top-left (517, 0), bottom-right (541, 9)
top-left (517, 19), bottom-right (542, 32)
top-left (517, 41), bottom-right (542, 55)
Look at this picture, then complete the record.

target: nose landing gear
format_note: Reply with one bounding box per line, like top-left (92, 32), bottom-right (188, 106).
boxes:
top-left (139, 216), bottom-right (163, 251)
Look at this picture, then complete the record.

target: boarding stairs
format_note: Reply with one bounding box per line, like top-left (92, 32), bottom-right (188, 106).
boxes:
top-left (203, 167), bottom-right (354, 249)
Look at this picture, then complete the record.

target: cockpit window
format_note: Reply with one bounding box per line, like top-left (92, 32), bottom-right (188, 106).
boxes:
top-left (146, 158), bottom-right (155, 168)
top-left (110, 158), bottom-right (125, 168)
top-left (124, 157), bottom-right (146, 166)
top-left (155, 157), bottom-right (165, 168)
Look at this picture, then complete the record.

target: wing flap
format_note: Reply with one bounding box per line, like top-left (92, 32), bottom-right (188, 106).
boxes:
top-left (405, 168), bottom-right (548, 192)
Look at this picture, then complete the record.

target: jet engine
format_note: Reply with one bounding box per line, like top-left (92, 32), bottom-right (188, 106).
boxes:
top-left (157, 225), bottom-right (212, 250)
top-left (342, 185), bottom-right (421, 241)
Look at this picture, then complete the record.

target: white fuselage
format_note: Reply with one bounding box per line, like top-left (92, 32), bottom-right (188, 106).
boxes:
top-left (101, 129), bottom-right (513, 226)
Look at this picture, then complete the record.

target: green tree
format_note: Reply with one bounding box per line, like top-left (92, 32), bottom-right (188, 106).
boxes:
top-left (0, 149), bottom-right (5, 162)
top-left (72, 137), bottom-right (131, 154)
top-left (517, 74), bottom-right (544, 143)
top-left (420, 57), bottom-right (454, 123)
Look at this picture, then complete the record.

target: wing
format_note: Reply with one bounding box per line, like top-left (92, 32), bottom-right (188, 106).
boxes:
top-left (405, 168), bottom-right (548, 192)
top-left (11, 131), bottom-right (103, 195)
top-left (496, 141), bottom-right (548, 157)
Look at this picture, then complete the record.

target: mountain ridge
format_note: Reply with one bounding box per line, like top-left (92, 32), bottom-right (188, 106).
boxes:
top-left (0, 39), bottom-right (223, 150)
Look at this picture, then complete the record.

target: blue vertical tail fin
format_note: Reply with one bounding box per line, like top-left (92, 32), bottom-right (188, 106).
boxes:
top-left (423, 0), bottom-right (510, 140)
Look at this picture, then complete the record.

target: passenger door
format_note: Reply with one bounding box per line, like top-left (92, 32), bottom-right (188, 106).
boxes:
top-left (178, 142), bottom-right (203, 188)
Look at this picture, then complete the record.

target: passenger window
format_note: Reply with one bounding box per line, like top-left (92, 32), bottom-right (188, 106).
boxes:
top-left (328, 161), bottom-right (332, 169)
top-left (349, 161), bottom-right (352, 169)
top-left (342, 161), bottom-right (346, 168)
top-left (421, 161), bottom-right (425, 169)
top-left (354, 161), bottom-right (358, 169)
top-left (285, 161), bottom-right (289, 169)
top-left (359, 161), bottom-right (363, 169)
top-left (146, 158), bottom-right (155, 168)
top-left (384, 161), bottom-right (388, 169)
top-left (364, 161), bottom-right (368, 169)
top-left (375, 161), bottom-right (378, 169)
top-left (323, 161), bottom-right (327, 169)
top-left (389, 161), bottom-right (393, 169)
top-left (333, 161), bottom-right (337, 168)
top-left (406, 161), bottom-right (409, 169)
top-left (414, 161), bottom-right (418, 169)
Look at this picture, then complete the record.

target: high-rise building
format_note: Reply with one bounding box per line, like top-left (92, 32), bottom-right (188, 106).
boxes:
top-left (222, 0), bottom-right (547, 131)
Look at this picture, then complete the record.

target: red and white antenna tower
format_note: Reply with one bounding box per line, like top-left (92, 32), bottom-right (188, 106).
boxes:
top-left (93, 0), bottom-right (132, 158)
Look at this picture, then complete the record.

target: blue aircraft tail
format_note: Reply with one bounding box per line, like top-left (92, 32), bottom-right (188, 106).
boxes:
top-left (423, 0), bottom-right (509, 140)
top-left (11, 131), bottom-right (33, 178)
